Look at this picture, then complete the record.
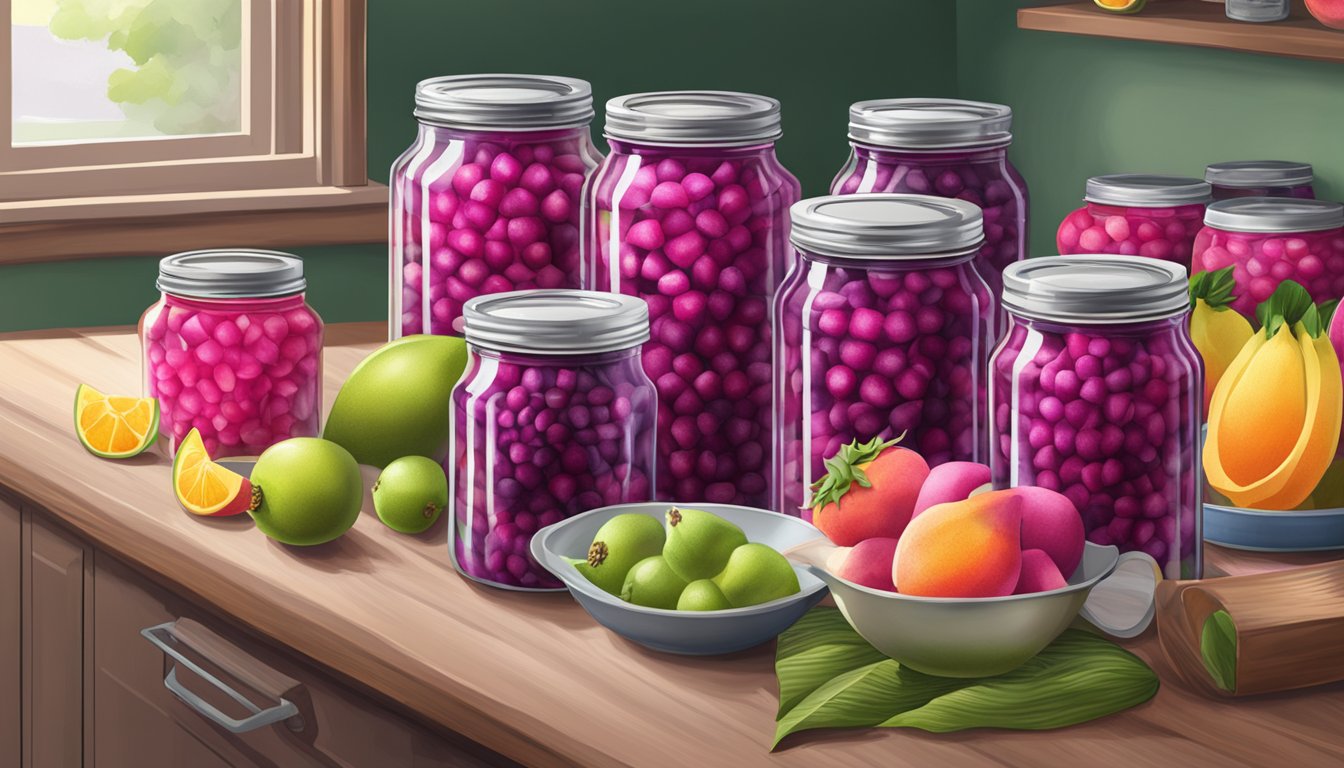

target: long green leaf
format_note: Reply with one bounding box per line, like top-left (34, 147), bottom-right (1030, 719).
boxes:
top-left (773, 609), bottom-right (1159, 748)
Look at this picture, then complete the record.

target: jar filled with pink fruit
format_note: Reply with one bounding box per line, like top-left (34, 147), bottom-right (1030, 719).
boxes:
top-left (1191, 197), bottom-right (1344, 315)
top-left (389, 74), bottom-right (603, 338)
top-left (830, 98), bottom-right (1028, 304)
top-left (1205, 160), bottom-right (1315, 201)
top-left (451, 290), bottom-right (656, 590)
top-left (583, 90), bottom-right (802, 508)
top-left (990, 255), bottom-right (1202, 579)
top-left (140, 250), bottom-right (323, 458)
top-left (775, 194), bottom-right (993, 515)
top-left (1056, 174), bottom-right (1211, 268)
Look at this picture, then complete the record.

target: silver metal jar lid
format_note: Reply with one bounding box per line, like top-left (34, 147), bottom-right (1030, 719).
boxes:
top-left (463, 290), bottom-right (650, 355)
top-left (1204, 160), bottom-right (1314, 189)
top-left (1002, 255), bottom-right (1189, 324)
top-left (413, 74), bottom-right (594, 131)
top-left (848, 98), bottom-right (1013, 150)
top-left (789, 194), bottom-right (984, 258)
top-left (157, 249), bottom-right (306, 299)
top-left (1204, 197), bottom-right (1344, 233)
top-left (603, 91), bottom-right (782, 147)
top-left (1084, 174), bottom-right (1212, 207)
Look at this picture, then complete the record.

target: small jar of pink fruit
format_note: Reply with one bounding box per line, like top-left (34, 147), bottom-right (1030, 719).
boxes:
top-left (140, 250), bottom-right (323, 459)
top-left (1056, 174), bottom-right (1212, 268)
top-left (990, 255), bottom-right (1203, 580)
top-left (1191, 197), bottom-right (1344, 316)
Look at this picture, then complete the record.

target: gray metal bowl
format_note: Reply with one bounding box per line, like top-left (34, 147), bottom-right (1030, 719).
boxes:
top-left (799, 542), bottom-right (1156, 678)
top-left (531, 502), bottom-right (829, 655)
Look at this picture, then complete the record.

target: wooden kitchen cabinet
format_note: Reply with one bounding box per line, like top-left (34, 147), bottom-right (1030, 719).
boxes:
top-left (0, 494), bottom-right (21, 766)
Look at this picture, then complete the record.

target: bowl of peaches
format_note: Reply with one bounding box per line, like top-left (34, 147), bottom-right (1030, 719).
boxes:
top-left (788, 437), bottom-right (1160, 678)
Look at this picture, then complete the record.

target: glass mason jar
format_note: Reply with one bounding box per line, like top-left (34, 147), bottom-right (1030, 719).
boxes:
top-left (775, 195), bottom-right (993, 515)
top-left (830, 99), bottom-right (1028, 304)
top-left (583, 91), bottom-right (801, 508)
top-left (1056, 175), bottom-right (1212, 269)
top-left (389, 75), bottom-right (603, 338)
top-left (140, 250), bottom-right (323, 458)
top-left (1205, 160), bottom-right (1315, 201)
top-left (990, 256), bottom-right (1203, 579)
top-left (1192, 198), bottom-right (1344, 315)
top-left (450, 290), bottom-right (657, 590)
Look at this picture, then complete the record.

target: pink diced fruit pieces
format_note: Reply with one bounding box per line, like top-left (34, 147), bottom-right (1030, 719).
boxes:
top-left (452, 360), bottom-right (655, 588)
top-left (591, 154), bottom-right (799, 507)
top-left (1192, 226), bottom-right (1344, 316)
top-left (776, 265), bottom-right (991, 513)
top-left (992, 326), bottom-right (1198, 577)
top-left (396, 135), bottom-right (592, 335)
top-left (144, 302), bottom-right (322, 457)
top-left (1056, 203), bottom-right (1205, 266)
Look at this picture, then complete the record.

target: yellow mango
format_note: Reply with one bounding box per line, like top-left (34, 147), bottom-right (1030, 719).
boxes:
top-left (1204, 322), bottom-right (1344, 510)
top-left (1190, 300), bottom-right (1254, 415)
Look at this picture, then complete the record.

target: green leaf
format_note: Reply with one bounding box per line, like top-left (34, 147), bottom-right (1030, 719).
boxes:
top-left (1189, 267), bottom-right (1239, 311)
top-left (773, 609), bottom-right (1159, 748)
top-left (1256, 280), bottom-right (1317, 339)
top-left (1321, 298), bottom-right (1340, 329)
top-left (1200, 610), bottom-right (1237, 693)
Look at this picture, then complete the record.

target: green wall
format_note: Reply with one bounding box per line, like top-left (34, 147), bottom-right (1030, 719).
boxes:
top-left (956, 0), bottom-right (1344, 255)
top-left (0, 0), bottom-right (956, 332)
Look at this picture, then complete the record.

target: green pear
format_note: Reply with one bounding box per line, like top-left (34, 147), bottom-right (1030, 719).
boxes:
top-left (572, 513), bottom-right (665, 596)
top-left (620, 556), bottom-right (688, 609)
top-left (662, 507), bottom-right (748, 582)
top-left (676, 579), bottom-right (733, 611)
top-left (712, 543), bottom-right (801, 608)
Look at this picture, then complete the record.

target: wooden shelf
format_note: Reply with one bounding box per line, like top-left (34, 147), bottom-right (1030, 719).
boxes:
top-left (1018, 1), bottom-right (1344, 64)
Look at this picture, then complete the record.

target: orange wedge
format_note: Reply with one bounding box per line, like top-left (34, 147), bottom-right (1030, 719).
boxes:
top-left (1094, 0), bottom-right (1145, 12)
top-left (172, 429), bottom-right (253, 517)
top-left (74, 384), bottom-right (160, 459)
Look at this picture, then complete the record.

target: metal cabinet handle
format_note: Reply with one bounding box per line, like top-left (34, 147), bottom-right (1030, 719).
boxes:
top-left (141, 621), bottom-right (301, 734)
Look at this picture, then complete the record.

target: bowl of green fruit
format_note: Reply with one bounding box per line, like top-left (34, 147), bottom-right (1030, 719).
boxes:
top-left (532, 502), bottom-right (829, 655)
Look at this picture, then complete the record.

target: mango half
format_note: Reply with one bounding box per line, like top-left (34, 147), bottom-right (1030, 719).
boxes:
top-left (322, 335), bottom-right (468, 467)
top-left (1204, 324), bottom-right (1343, 510)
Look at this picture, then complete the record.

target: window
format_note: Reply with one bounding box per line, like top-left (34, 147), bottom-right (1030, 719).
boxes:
top-left (0, 0), bottom-right (383, 262)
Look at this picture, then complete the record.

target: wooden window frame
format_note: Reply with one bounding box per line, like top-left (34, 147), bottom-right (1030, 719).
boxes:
top-left (0, 0), bottom-right (385, 264)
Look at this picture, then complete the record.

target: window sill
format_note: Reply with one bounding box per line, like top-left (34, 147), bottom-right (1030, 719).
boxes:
top-left (0, 184), bottom-right (389, 265)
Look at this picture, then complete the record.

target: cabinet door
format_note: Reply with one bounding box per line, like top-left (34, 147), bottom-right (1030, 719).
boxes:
top-left (22, 510), bottom-right (91, 768)
top-left (0, 494), bottom-right (20, 764)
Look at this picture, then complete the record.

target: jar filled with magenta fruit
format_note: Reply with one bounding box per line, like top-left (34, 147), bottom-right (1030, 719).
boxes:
top-left (990, 256), bottom-right (1203, 579)
top-left (775, 195), bottom-right (993, 514)
top-left (1191, 197), bottom-right (1344, 316)
top-left (451, 290), bottom-right (656, 590)
top-left (1205, 160), bottom-right (1315, 201)
top-left (389, 75), bottom-right (603, 338)
top-left (830, 98), bottom-right (1027, 303)
top-left (1056, 174), bottom-right (1211, 268)
top-left (140, 250), bottom-right (323, 458)
top-left (583, 91), bottom-right (801, 508)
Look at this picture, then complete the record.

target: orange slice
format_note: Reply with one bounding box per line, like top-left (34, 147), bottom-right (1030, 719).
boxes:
top-left (172, 429), bottom-right (253, 517)
top-left (1094, 0), bottom-right (1146, 12)
top-left (74, 384), bottom-right (160, 459)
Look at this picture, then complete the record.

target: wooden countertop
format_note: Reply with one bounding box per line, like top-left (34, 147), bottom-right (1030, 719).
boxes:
top-left (1, 324), bottom-right (1342, 767)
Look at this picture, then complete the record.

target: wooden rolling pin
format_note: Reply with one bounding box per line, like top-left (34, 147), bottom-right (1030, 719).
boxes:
top-left (1156, 560), bottom-right (1344, 697)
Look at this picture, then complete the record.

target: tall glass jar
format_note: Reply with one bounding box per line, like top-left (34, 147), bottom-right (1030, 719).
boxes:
top-left (583, 91), bottom-right (801, 507)
top-left (1205, 161), bottom-right (1315, 201)
top-left (990, 256), bottom-right (1202, 579)
top-left (1192, 198), bottom-right (1344, 315)
top-left (389, 75), bottom-right (603, 338)
top-left (830, 99), bottom-right (1028, 304)
top-left (450, 290), bottom-right (657, 590)
top-left (1056, 175), bottom-right (1211, 269)
top-left (775, 195), bottom-right (993, 515)
top-left (140, 250), bottom-right (323, 458)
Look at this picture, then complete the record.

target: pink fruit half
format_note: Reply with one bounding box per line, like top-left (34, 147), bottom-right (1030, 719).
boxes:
top-left (1015, 549), bottom-right (1068, 594)
top-left (1011, 486), bottom-right (1086, 578)
top-left (913, 461), bottom-right (992, 517)
top-left (828, 537), bottom-right (898, 592)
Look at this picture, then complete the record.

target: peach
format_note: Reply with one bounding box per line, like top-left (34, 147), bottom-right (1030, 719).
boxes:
top-left (1306, 0), bottom-right (1344, 29)
top-left (894, 490), bottom-right (1023, 598)
top-left (1015, 549), bottom-right (1067, 594)
top-left (1006, 486), bottom-right (1085, 578)
top-left (913, 461), bottom-right (992, 518)
top-left (812, 442), bottom-right (929, 546)
top-left (826, 537), bottom-right (898, 592)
